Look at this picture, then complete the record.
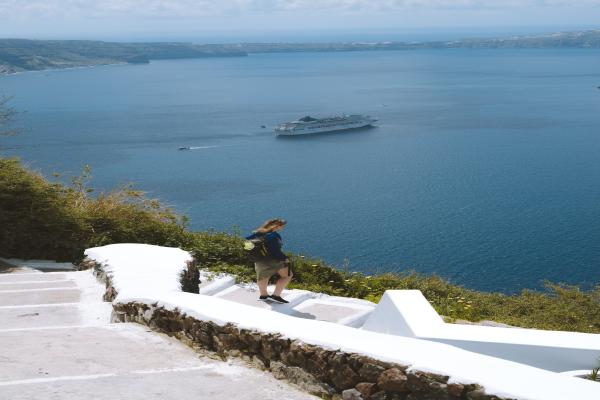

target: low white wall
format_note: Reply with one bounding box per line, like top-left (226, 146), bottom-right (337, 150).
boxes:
top-left (362, 290), bottom-right (600, 373)
top-left (85, 244), bottom-right (600, 400)
top-left (116, 290), bottom-right (600, 400)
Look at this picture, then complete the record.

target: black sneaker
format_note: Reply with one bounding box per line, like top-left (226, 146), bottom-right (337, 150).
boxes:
top-left (269, 295), bottom-right (289, 304)
top-left (258, 295), bottom-right (272, 302)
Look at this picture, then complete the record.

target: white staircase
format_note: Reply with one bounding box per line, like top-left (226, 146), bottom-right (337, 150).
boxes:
top-left (199, 270), bottom-right (376, 327)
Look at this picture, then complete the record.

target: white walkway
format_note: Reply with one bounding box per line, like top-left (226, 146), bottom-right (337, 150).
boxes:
top-left (0, 264), bottom-right (316, 400)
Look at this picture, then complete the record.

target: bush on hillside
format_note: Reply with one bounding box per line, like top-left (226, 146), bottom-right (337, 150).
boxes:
top-left (0, 157), bottom-right (191, 261)
top-left (189, 230), bottom-right (248, 267)
top-left (80, 184), bottom-right (193, 250)
top-left (0, 158), bottom-right (86, 260)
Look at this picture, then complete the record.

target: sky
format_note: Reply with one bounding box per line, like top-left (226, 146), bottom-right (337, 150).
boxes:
top-left (0, 0), bottom-right (599, 42)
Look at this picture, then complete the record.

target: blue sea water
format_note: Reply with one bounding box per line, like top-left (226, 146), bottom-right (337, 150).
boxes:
top-left (1, 49), bottom-right (600, 293)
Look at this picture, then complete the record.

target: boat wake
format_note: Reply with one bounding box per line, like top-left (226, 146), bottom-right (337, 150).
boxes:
top-left (178, 145), bottom-right (220, 151)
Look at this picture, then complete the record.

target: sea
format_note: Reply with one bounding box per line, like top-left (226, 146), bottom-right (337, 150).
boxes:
top-left (1, 48), bottom-right (600, 293)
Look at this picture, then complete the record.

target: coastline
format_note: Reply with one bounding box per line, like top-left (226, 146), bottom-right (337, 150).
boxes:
top-left (2, 28), bottom-right (600, 76)
top-left (0, 61), bottom-right (128, 77)
top-left (4, 46), bottom-right (600, 77)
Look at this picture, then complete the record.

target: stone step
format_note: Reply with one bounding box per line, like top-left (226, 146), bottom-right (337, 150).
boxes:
top-left (212, 285), bottom-right (312, 313)
top-left (290, 298), bottom-right (374, 327)
top-left (0, 272), bottom-right (70, 283)
top-left (0, 268), bottom-right (317, 400)
top-left (0, 267), bottom-right (42, 274)
top-left (0, 303), bottom-right (113, 330)
top-left (0, 288), bottom-right (81, 306)
top-left (199, 272), bottom-right (236, 296)
top-left (0, 258), bottom-right (75, 272)
top-left (209, 283), bottom-right (375, 326)
top-left (0, 352), bottom-right (315, 400)
top-left (0, 280), bottom-right (77, 291)
top-left (0, 322), bottom-right (316, 400)
top-left (0, 324), bottom-right (204, 383)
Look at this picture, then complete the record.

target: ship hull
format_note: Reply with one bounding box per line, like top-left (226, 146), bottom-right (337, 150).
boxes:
top-left (275, 119), bottom-right (375, 136)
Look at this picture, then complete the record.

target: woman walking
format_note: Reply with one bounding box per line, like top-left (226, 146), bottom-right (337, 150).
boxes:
top-left (246, 218), bottom-right (292, 304)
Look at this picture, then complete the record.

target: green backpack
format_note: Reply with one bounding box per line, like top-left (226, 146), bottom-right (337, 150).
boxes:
top-left (243, 235), bottom-right (271, 262)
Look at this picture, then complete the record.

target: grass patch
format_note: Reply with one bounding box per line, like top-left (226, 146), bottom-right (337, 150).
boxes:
top-left (1, 156), bottom-right (598, 333)
top-left (590, 365), bottom-right (599, 382)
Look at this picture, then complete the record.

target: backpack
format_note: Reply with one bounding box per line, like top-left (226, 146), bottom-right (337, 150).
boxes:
top-left (243, 234), bottom-right (271, 262)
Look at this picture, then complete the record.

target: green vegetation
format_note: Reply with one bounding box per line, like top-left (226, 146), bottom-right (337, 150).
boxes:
top-left (590, 364), bottom-right (599, 382)
top-left (0, 158), bottom-right (193, 260)
top-left (0, 157), bottom-right (599, 333)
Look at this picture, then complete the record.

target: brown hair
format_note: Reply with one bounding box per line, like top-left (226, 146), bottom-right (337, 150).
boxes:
top-left (254, 218), bottom-right (287, 234)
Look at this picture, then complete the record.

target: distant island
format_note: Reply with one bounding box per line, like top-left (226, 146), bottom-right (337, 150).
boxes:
top-left (0, 40), bottom-right (247, 74)
top-left (228, 29), bottom-right (600, 53)
top-left (1, 29), bottom-right (600, 74)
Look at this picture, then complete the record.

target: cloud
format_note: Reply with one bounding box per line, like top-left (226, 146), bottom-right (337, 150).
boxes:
top-left (1, 0), bottom-right (600, 19)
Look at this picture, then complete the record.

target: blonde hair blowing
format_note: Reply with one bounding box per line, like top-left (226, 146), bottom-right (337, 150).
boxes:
top-left (255, 218), bottom-right (287, 233)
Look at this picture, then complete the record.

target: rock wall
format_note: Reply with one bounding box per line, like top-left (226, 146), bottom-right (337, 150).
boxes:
top-left (111, 302), bottom-right (506, 400)
top-left (79, 257), bottom-right (120, 301)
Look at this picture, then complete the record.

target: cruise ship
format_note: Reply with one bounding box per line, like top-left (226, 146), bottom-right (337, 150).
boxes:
top-left (274, 114), bottom-right (377, 136)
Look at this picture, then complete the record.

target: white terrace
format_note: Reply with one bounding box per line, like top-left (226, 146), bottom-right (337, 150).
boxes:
top-left (79, 243), bottom-right (600, 400)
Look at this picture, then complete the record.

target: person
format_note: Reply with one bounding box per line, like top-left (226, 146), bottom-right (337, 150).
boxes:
top-left (246, 218), bottom-right (293, 304)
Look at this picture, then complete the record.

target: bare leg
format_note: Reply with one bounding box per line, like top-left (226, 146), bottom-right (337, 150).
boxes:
top-left (257, 277), bottom-right (270, 296)
top-left (273, 266), bottom-right (293, 297)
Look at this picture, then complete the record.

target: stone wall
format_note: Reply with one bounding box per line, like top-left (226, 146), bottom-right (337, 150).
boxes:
top-left (112, 304), bottom-right (509, 400)
top-left (79, 257), bottom-right (120, 301)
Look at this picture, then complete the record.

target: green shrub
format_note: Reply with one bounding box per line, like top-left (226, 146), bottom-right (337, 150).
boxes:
top-left (79, 185), bottom-right (193, 250)
top-left (590, 363), bottom-right (599, 382)
top-left (203, 261), bottom-right (255, 283)
top-left (0, 157), bottom-right (191, 261)
top-left (189, 230), bottom-right (249, 268)
top-left (0, 158), bottom-right (86, 260)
